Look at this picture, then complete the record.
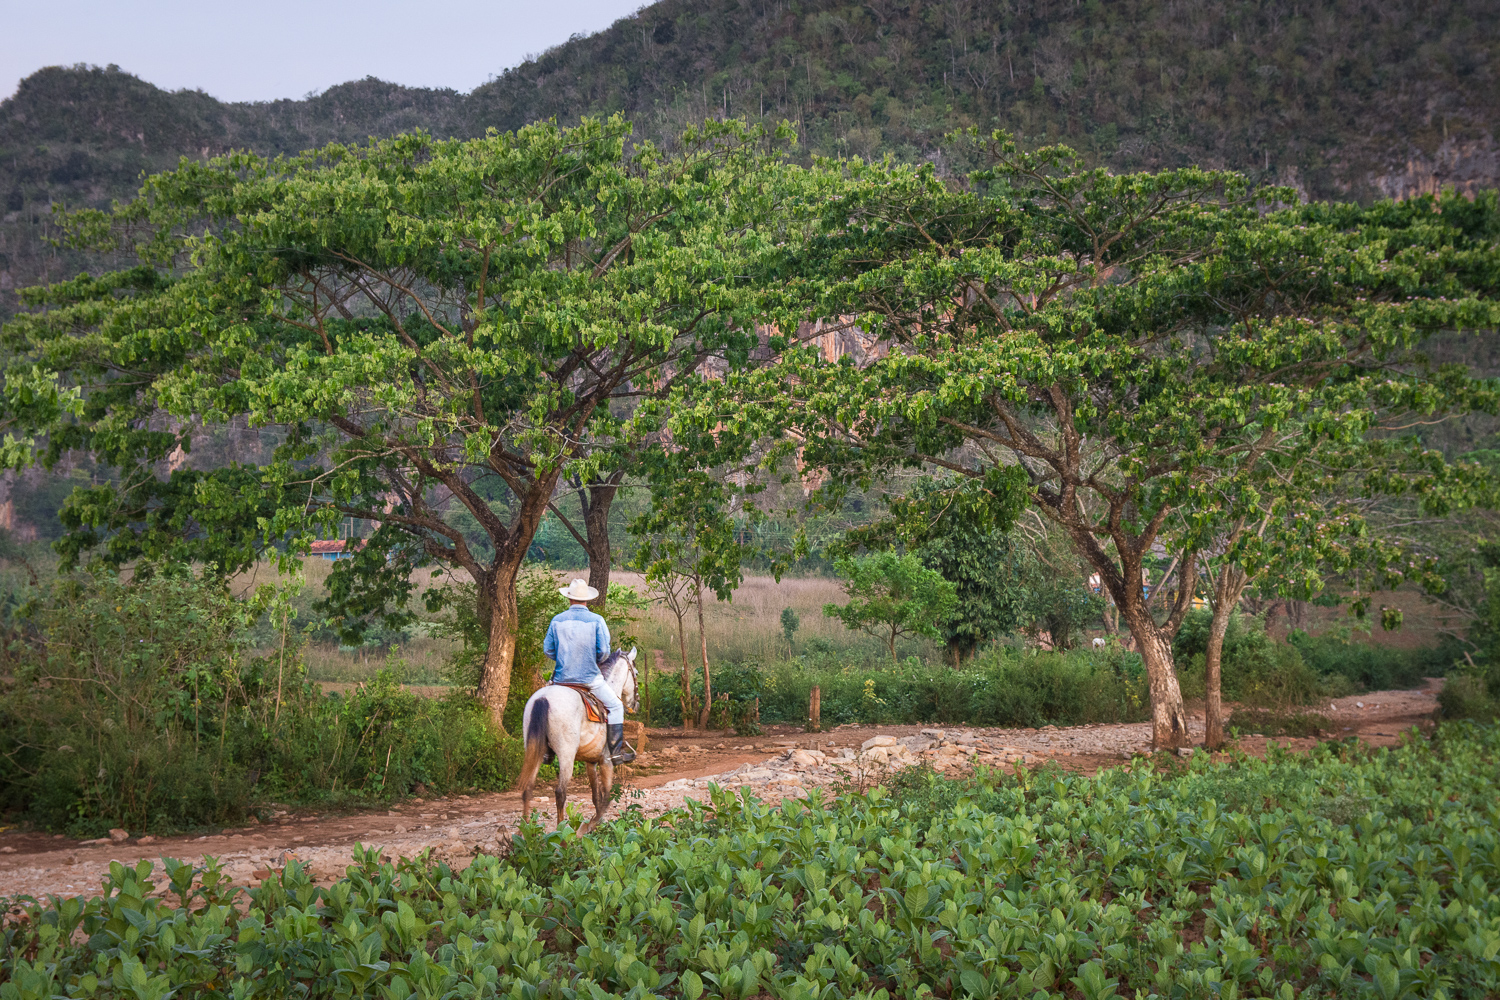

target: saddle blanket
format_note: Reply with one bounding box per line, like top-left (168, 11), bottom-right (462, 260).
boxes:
top-left (550, 682), bottom-right (608, 724)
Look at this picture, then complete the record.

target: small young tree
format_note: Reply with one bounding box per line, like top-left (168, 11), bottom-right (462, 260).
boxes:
top-left (779, 607), bottom-right (801, 654)
top-left (824, 551), bottom-right (959, 665)
top-left (637, 535), bottom-right (709, 729)
top-left (1178, 439), bottom-right (1488, 747)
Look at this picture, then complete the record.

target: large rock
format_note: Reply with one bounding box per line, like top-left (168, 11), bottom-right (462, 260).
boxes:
top-left (862, 735), bottom-right (898, 750)
top-left (789, 749), bottom-right (823, 768)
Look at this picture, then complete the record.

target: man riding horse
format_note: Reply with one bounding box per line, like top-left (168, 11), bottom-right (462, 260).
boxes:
top-left (543, 579), bottom-right (635, 765)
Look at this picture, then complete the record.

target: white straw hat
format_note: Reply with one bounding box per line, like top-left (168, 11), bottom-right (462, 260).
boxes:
top-left (559, 578), bottom-right (599, 601)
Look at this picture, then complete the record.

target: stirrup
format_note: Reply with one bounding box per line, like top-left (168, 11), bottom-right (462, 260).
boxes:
top-left (606, 734), bottom-right (636, 767)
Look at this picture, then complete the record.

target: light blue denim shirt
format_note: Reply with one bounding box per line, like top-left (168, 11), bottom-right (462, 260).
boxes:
top-left (543, 605), bottom-right (611, 683)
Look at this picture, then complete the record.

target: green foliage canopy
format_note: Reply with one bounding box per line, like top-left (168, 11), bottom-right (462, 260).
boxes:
top-left (745, 132), bottom-right (1500, 747)
top-left (1, 115), bottom-right (797, 725)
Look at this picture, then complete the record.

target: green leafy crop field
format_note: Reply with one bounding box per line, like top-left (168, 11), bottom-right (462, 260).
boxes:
top-left (4, 725), bottom-right (1498, 1000)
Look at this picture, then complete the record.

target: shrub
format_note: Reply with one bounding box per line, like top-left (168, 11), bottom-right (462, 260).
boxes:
top-left (749, 645), bottom-right (1148, 728)
top-left (0, 574), bottom-right (522, 835)
top-left (1438, 673), bottom-right (1500, 721)
top-left (1172, 610), bottom-right (1322, 708)
top-left (1222, 707), bottom-right (1333, 738)
top-left (1288, 629), bottom-right (1437, 691)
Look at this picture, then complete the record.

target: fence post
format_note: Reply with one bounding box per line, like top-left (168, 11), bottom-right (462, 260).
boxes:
top-left (808, 685), bottom-right (821, 732)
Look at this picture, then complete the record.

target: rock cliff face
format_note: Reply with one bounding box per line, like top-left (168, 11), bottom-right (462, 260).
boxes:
top-left (1368, 138), bottom-right (1500, 202)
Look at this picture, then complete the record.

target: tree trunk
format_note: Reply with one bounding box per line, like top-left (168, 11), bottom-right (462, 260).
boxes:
top-left (581, 475), bottom-right (622, 613)
top-left (473, 479), bottom-right (557, 731)
top-left (1204, 566), bottom-right (1248, 750)
top-left (888, 630), bottom-right (898, 667)
top-left (1204, 602), bottom-right (1231, 750)
top-left (694, 579), bottom-right (712, 729)
top-left (675, 611), bottom-right (695, 729)
top-left (476, 572), bottom-right (521, 730)
top-left (1118, 600), bottom-right (1192, 748)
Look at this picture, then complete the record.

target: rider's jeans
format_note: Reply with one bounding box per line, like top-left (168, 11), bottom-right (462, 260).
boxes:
top-left (584, 675), bottom-right (625, 725)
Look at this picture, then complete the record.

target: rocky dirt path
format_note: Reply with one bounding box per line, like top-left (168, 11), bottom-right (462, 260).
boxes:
top-left (0, 679), bottom-right (1442, 900)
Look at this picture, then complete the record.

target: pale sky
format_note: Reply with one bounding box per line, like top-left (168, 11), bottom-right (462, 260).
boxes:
top-left (1, 0), bottom-right (650, 103)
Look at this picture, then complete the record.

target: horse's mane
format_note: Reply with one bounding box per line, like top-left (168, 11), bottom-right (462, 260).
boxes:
top-left (598, 652), bottom-right (620, 681)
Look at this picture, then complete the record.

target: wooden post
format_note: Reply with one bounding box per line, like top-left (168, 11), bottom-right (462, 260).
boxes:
top-left (808, 686), bottom-right (821, 732)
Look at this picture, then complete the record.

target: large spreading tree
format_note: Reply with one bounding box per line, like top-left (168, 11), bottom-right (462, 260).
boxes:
top-left (1, 116), bottom-right (797, 727)
top-left (739, 135), bottom-right (1500, 746)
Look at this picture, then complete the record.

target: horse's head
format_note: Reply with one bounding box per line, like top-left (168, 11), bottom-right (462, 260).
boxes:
top-left (603, 646), bottom-right (640, 714)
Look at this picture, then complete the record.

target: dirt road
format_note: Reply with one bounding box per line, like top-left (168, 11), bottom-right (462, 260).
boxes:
top-left (0, 680), bottom-right (1443, 900)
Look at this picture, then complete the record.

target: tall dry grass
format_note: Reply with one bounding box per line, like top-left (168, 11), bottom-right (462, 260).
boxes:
top-left (609, 570), bottom-right (921, 667)
top-left (225, 561), bottom-right (918, 686)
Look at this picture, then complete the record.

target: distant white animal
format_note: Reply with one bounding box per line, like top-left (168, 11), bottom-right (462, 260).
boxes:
top-left (1092, 637), bottom-right (1108, 648)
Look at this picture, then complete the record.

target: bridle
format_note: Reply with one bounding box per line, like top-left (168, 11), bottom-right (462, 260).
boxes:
top-left (602, 650), bottom-right (641, 712)
top-left (621, 653), bottom-right (640, 712)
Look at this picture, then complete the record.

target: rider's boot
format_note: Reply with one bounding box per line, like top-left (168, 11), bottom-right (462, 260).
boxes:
top-left (606, 723), bottom-right (636, 764)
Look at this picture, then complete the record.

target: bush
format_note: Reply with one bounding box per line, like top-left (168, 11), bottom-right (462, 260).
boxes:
top-left (1221, 707), bottom-right (1333, 738)
top-left (243, 676), bottom-right (522, 807)
top-left (1172, 610), bottom-right (1322, 709)
top-left (0, 574), bottom-right (522, 835)
top-left (749, 645), bottom-right (1148, 728)
top-left (1438, 673), bottom-right (1500, 721)
top-left (1288, 629), bottom-right (1438, 691)
top-left (1173, 609), bottom-right (1449, 704)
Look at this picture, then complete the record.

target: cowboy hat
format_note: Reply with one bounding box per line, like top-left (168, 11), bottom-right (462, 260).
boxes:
top-left (558, 578), bottom-right (599, 602)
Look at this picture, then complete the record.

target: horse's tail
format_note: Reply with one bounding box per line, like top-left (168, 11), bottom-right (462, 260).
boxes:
top-left (523, 697), bottom-right (550, 772)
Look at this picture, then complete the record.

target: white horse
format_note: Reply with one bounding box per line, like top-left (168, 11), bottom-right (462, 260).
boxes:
top-left (518, 647), bottom-right (639, 831)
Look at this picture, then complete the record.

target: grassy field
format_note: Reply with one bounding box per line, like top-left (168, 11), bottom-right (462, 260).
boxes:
top-left (278, 567), bottom-right (933, 689)
top-left (611, 570), bottom-right (924, 668)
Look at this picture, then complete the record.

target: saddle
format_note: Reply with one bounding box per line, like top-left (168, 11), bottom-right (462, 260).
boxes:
top-left (551, 682), bottom-right (608, 724)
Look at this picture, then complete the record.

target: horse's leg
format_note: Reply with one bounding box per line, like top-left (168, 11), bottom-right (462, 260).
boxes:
top-left (594, 759), bottom-right (615, 829)
top-left (582, 763), bottom-right (605, 833)
top-left (553, 743), bottom-right (576, 830)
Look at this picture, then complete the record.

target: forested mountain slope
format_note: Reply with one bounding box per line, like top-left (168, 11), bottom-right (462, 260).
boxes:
top-left (3, 0), bottom-right (1497, 313)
